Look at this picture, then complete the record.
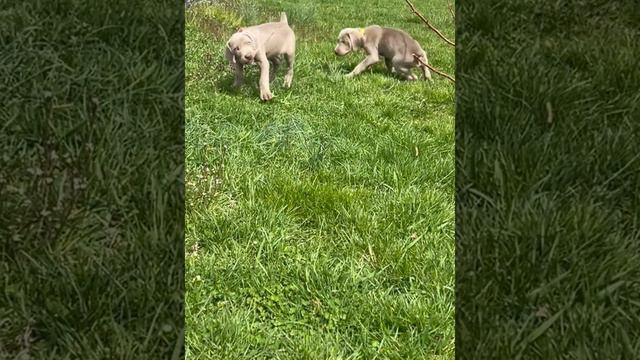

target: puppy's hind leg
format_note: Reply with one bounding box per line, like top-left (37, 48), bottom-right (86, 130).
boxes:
top-left (417, 53), bottom-right (432, 81)
top-left (269, 57), bottom-right (281, 83)
top-left (384, 57), bottom-right (395, 73)
top-left (396, 66), bottom-right (417, 81)
top-left (283, 52), bottom-right (295, 88)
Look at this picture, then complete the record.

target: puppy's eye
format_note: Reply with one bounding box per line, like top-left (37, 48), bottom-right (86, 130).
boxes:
top-left (235, 47), bottom-right (240, 51)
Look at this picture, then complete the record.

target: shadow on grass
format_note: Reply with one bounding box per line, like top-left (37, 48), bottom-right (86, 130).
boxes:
top-left (215, 74), bottom-right (295, 103)
top-left (322, 61), bottom-right (423, 82)
top-left (215, 75), bottom-right (242, 95)
top-left (215, 60), bottom-right (302, 100)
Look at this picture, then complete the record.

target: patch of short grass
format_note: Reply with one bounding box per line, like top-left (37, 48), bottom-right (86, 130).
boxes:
top-left (185, 0), bottom-right (455, 358)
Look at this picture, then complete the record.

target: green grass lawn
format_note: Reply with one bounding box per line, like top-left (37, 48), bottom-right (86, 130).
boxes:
top-left (185, 0), bottom-right (455, 358)
top-left (457, 0), bottom-right (640, 358)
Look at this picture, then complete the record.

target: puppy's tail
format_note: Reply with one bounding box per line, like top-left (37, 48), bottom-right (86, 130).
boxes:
top-left (280, 12), bottom-right (288, 24)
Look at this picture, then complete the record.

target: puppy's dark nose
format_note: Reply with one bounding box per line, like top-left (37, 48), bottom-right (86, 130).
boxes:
top-left (244, 54), bottom-right (252, 60)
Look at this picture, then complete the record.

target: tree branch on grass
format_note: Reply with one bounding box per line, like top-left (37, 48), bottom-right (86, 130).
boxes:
top-left (404, 0), bottom-right (455, 47)
top-left (413, 53), bottom-right (455, 83)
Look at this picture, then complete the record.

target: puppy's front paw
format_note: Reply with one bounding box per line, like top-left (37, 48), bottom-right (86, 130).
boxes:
top-left (345, 72), bottom-right (355, 79)
top-left (260, 90), bottom-right (273, 101)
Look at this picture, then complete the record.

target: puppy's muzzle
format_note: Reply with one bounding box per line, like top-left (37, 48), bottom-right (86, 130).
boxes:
top-left (334, 46), bottom-right (347, 56)
top-left (237, 54), bottom-right (253, 64)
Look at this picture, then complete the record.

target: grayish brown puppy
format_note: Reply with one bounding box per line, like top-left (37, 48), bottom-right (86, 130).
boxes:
top-left (225, 13), bottom-right (295, 101)
top-left (334, 26), bottom-right (432, 81)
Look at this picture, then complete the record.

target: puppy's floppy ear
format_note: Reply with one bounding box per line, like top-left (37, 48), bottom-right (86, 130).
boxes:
top-left (345, 32), bottom-right (354, 50)
top-left (225, 42), bottom-right (235, 64)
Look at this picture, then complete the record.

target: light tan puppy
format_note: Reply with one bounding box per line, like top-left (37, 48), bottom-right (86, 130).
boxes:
top-left (224, 12), bottom-right (296, 101)
top-left (334, 26), bottom-right (432, 81)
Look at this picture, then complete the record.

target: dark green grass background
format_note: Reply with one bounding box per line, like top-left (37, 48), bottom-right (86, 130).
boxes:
top-left (1, 1), bottom-right (183, 358)
top-left (457, 0), bottom-right (640, 358)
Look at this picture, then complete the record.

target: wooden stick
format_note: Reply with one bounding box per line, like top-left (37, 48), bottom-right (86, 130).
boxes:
top-left (413, 54), bottom-right (455, 83)
top-left (405, 0), bottom-right (455, 47)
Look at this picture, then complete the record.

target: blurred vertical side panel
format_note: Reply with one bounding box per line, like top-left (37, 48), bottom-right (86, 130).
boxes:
top-left (456, 0), bottom-right (640, 358)
top-left (1, 0), bottom-right (184, 358)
